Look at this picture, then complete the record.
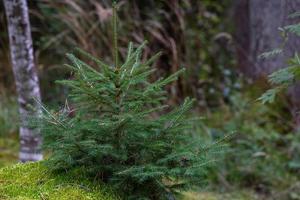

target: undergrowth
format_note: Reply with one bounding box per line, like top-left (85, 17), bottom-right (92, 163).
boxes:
top-left (0, 95), bottom-right (19, 167)
top-left (0, 95), bottom-right (18, 136)
top-left (204, 89), bottom-right (300, 199)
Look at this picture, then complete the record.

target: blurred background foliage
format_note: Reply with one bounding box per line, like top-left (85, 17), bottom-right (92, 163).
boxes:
top-left (1, 0), bottom-right (238, 107)
top-left (1, 0), bottom-right (300, 199)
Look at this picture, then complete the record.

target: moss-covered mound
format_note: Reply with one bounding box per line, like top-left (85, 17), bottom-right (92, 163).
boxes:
top-left (0, 162), bottom-right (119, 200)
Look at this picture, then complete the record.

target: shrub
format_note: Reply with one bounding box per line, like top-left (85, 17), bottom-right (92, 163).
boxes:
top-left (38, 4), bottom-right (213, 199)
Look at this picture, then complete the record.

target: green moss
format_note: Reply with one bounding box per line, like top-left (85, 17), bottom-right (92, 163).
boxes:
top-left (0, 162), bottom-right (119, 200)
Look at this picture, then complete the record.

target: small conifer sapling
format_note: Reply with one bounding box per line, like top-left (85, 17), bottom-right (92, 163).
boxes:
top-left (39, 2), bottom-right (212, 199)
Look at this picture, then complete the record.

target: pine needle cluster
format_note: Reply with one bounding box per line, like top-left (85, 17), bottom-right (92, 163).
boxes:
top-left (38, 3), bottom-right (211, 199)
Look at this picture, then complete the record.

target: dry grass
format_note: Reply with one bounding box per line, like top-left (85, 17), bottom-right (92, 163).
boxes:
top-left (34, 0), bottom-right (210, 104)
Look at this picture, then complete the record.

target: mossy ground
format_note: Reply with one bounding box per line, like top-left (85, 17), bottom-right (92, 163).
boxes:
top-left (0, 162), bottom-right (119, 200)
top-left (0, 135), bottom-right (260, 200)
top-left (0, 162), bottom-right (259, 200)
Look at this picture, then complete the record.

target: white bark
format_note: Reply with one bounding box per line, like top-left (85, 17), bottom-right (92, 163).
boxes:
top-left (4, 0), bottom-right (43, 162)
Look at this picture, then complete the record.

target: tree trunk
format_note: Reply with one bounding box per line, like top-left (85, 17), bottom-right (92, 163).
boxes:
top-left (4, 0), bottom-right (42, 162)
top-left (235, 0), bottom-right (300, 127)
top-left (235, 0), bottom-right (300, 78)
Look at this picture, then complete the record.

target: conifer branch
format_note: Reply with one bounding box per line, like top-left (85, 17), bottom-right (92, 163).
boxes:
top-left (112, 2), bottom-right (119, 69)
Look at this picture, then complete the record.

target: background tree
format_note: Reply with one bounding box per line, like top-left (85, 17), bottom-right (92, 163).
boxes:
top-left (235, 0), bottom-right (300, 125)
top-left (4, 0), bottom-right (42, 162)
top-left (235, 0), bottom-right (300, 77)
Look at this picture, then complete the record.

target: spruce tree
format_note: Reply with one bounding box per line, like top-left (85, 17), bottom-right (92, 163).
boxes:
top-left (39, 3), bottom-right (212, 199)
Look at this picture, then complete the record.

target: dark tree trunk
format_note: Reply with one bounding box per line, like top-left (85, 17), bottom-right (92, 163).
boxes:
top-left (4, 0), bottom-right (43, 162)
top-left (235, 0), bottom-right (300, 127)
top-left (234, 0), bottom-right (251, 77)
top-left (236, 0), bottom-right (300, 78)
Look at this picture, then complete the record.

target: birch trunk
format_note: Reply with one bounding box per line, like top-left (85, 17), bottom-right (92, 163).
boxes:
top-left (4, 0), bottom-right (42, 162)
